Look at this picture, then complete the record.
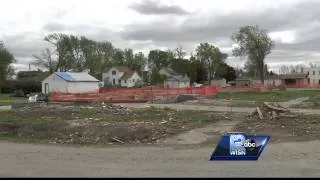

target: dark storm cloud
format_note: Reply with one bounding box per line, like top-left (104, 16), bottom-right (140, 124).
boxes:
top-left (129, 0), bottom-right (189, 15)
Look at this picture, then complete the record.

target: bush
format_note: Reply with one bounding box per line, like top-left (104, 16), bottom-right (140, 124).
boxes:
top-left (0, 80), bottom-right (41, 97)
top-left (15, 80), bottom-right (41, 94)
top-left (1, 80), bottom-right (16, 93)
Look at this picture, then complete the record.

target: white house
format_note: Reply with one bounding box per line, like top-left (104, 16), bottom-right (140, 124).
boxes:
top-left (306, 68), bottom-right (320, 86)
top-left (159, 67), bottom-right (190, 88)
top-left (102, 66), bottom-right (142, 88)
top-left (42, 72), bottom-right (100, 94)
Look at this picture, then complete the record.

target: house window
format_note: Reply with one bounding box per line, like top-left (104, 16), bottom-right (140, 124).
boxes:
top-left (313, 71), bottom-right (315, 76)
top-left (118, 80), bottom-right (121, 84)
top-left (113, 78), bottom-right (115, 85)
top-left (124, 80), bottom-right (127, 83)
top-left (112, 70), bottom-right (116, 75)
top-left (132, 79), bottom-right (135, 82)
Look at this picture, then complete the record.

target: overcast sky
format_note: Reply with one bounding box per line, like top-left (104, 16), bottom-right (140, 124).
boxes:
top-left (1, 0), bottom-right (320, 72)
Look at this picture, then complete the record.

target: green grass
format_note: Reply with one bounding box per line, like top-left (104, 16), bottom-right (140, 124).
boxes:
top-left (216, 90), bottom-right (320, 102)
top-left (0, 94), bottom-right (25, 106)
top-left (0, 111), bottom-right (50, 141)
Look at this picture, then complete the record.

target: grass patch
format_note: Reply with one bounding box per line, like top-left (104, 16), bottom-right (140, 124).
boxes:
top-left (229, 101), bottom-right (262, 107)
top-left (216, 90), bottom-right (320, 102)
top-left (0, 94), bottom-right (25, 106)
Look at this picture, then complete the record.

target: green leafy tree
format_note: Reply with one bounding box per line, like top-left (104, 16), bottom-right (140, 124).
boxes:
top-left (195, 42), bottom-right (227, 85)
top-left (148, 49), bottom-right (170, 71)
top-left (0, 41), bottom-right (15, 93)
top-left (231, 25), bottom-right (274, 84)
top-left (112, 48), bottom-right (125, 65)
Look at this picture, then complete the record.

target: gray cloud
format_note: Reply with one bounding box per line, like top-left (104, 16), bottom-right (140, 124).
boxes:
top-left (42, 22), bottom-right (66, 32)
top-left (121, 3), bottom-right (316, 42)
top-left (2, 33), bottom-right (50, 64)
top-left (129, 0), bottom-right (189, 15)
top-left (121, 0), bottom-right (320, 67)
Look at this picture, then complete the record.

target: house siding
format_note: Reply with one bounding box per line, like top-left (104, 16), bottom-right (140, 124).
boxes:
top-left (103, 67), bottom-right (141, 88)
top-left (102, 67), bottom-right (124, 86)
top-left (126, 72), bottom-right (142, 87)
top-left (307, 68), bottom-right (320, 86)
top-left (164, 78), bottom-right (189, 88)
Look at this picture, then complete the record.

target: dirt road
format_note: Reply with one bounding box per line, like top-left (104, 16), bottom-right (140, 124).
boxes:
top-left (117, 103), bottom-right (320, 115)
top-left (0, 141), bottom-right (319, 177)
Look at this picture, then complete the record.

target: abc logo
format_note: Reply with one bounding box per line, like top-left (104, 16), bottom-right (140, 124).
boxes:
top-left (243, 139), bottom-right (256, 148)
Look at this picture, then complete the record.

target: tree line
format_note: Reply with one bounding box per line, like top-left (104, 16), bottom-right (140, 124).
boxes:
top-left (1, 25), bottom-right (278, 91)
top-left (33, 33), bottom-right (238, 85)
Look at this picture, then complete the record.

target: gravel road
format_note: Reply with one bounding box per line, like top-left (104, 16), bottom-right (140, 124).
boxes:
top-left (0, 141), bottom-right (319, 177)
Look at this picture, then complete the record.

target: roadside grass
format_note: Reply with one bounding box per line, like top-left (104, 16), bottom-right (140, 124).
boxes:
top-left (0, 94), bottom-right (25, 106)
top-left (0, 111), bottom-right (50, 141)
top-left (216, 90), bottom-right (320, 102)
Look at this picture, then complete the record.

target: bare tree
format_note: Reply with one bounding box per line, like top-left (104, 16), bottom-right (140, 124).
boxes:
top-left (32, 48), bottom-right (57, 73)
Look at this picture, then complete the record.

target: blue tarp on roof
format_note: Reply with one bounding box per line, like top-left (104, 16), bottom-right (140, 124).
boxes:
top-left (55, 72), bottom-right (99, 82)
top-left (55, 72), bottom-right (76, 81)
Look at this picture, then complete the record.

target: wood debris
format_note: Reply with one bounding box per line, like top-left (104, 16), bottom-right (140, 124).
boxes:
top-left (111, 137), bottom-right (125, 144)
top-left (251, 102), bottom-right (296, 120)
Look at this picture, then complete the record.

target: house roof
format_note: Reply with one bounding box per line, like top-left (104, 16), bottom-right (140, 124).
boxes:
top-left (55, 72), bottom-right (99, 82)
top-left (159, 67), bottom-right (179, 76)
top-left (104, 66), bottom-right (133, 73)
top-left (120, 71), bottom-right (135, 80)
top-left (159, 67), bottom-right (190, 82)
top-left (167, 75), bottom-right (190, 82)
top-left (105, 66), bottom-right (137, 80)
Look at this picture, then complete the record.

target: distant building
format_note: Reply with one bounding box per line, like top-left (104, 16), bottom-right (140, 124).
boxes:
top-left (159, 67), bottom-right (190, 88)
top-left (263, 73), bottom-right (308, 87)
top-left (306, 68), bottom-right (320, 86)
top-left (211, 78), bottom-right (227, 88)
top-left (234, 78), bottom-right (252, 87)
top-left (17, 71), bottom-right (49, 81)
top-left (102, 66), bottom-right (142, 88)
top-left (264, 75), bottom-right (282, 87)
top-left (41, 72), bottom-right (100, 94)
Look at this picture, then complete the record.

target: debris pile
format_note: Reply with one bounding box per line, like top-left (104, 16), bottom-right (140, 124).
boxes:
top-left (101, 103), bottom-right (132, 114)
top-left (250, 102), bottom-right (296, 120)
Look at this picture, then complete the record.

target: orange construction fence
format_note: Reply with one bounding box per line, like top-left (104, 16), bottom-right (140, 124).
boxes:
top-left (50, 86), bottom-right (218, 103)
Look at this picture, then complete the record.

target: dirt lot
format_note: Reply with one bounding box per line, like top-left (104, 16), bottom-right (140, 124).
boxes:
top-left (291, 95), bottom-right (320, 109)
top-left (232, 112), bottom-right (320, 143)
top-left (0, 103), bottom-right (229, 145)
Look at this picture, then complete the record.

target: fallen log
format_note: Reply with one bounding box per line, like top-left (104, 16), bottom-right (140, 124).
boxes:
top-left (111, 137), bottom-right (125, 144)
top-left (256, 107), bottom-right (264, 120)
top-left (263, 102), bottom-right (289, 112)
